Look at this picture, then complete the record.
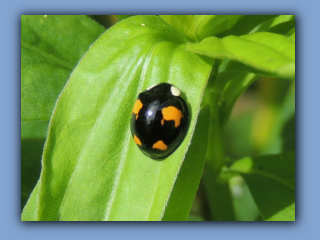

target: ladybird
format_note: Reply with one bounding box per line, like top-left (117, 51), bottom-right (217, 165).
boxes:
top-left (130, 83), bottom-right (189, 160)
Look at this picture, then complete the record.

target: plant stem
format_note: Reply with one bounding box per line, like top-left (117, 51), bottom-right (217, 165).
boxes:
top-left (201, 64), bottom-right (236, 221)
top-left (206, 81), bottom-right (225, 176)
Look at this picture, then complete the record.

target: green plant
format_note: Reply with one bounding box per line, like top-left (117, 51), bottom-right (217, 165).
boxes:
top-left (21, 15), bottom-right (295, 221)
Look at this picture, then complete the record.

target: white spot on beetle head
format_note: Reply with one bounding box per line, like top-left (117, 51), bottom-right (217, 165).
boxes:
top-left (147, 84), bottom-right (157, 91)
top-left (171, 85), bottom-right (181, 96)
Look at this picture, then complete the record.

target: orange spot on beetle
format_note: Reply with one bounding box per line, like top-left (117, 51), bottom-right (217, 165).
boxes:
top-left (161, 119), bottom-right (164, 126)
top-left (133, 135), bottom-right (142, 146)
top-left (133, 100), bottom-right (143, 120)
top-left (152, 140), bottom-right (168, 150)
top-left (161, 106), bottom-right (183, 128)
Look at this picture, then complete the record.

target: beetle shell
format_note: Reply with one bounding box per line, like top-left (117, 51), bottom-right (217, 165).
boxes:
top-left (130, 83), bottom-right (189, 160)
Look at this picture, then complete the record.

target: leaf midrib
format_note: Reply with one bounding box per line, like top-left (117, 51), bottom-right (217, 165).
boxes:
top-left (103, 40), bottom-right (167, 221)
top-left (234, 169), bottom-right (295, 190)
top-left (238, 35), bottom-right (294, 61)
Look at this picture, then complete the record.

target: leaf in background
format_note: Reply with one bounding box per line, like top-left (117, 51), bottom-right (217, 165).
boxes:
top-left (21, 120), bottom-right (48, 211)
top-left (21, 139), bottom-right (44, 211)
top-left (266, 203), bottom-right (295, 221)
top-left (281, 89), bottom-right (295, 152)
top-left (203, 176), bottom-right (236, 221)
top-left (253, 15), bottom-right (295, 35)
top-left (187, 214), bottom-right (204, 221)
top-left (288, 28), bottom-right (295, 40)
top-left (217, 15), bottom-right (277, 37)
top-left (89, 15), bottom-right (118, 28)
top-left (193, 15), bottom-right (243, 41)
top-left (252, 80), bottom-right (295, 154)
top-left (160, 15), bottom-right (243, 42)
top-left (217, 15), bottom-right (294, 37)
top-left (217, 71), bottom-right (256, 126)
top-left (21, 15), bottom-right (105, 121)
top-left (21, 16), bottom-right (213, 221)
top-left (229, 177), bottom-right (260, 221)
top-left (162, 106), bottom-right (210, 221)
top-left (160, 15), bottom-right (197, 41)
top-left (21, 120), bottom-right (49, 139)
top-left (187, 32), bottom-right (295, 80)
top-left (230, 151), bottom-right (295, 220)
top-left (117, 15), bottom-right (133, 21)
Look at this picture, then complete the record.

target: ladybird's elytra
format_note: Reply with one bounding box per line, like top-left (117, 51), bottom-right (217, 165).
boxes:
top-left (130, 83), bottom-right (189, 160)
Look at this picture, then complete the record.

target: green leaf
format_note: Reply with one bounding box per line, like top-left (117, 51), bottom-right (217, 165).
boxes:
top-left (229, 177), bottom-right (260, 221)
top-left (21, 183), bottom-right (40, 221)
top-left (21, 15), bottom-right (105, 121)
top-left (193, 15), bottom-right (243, 41)
top-left (160, 15), bottom-right (243, 42)
top-left (162, 106), bottom-right (210, 221)
top-left (187, 32), bottom-right (295, 80)
top-left (160, 15), bottom-right (197, 41)
top-left (218, 71), bottom-right (256, 126)
top-left (266, 203), bottom-right (295, 221)
top-left (254, 80), bottom-right (295, 155)
top-left (281, 86), bottom-right (295, 152)
top-left (288, 28), bottom-right (295, 41)
top-left (21, 16), bottom-right (213, 221)
top-left (203, 176), bottom-right (236, 221)
top-left (230, 151), bottom-right (295, 219)
top-left (217, 15), bottom-right (278, 37)
top-left (253, 15), bottom-right (295, 35)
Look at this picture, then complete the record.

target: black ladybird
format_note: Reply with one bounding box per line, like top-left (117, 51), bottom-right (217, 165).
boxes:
top-left (130, 83), bottom-right (189, 160)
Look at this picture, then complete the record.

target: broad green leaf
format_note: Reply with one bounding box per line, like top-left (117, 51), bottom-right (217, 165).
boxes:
top-left (266, 203), bottom-right (295, 221)
top-left (160, 15), bottom-right (197, 41)
top-left (242, 33), bottom-right (294, 60)
top-left (230, 151), bottom-right (295, 219)
top-left (21, 15), bottom-right (105, 121)
top-left (22, 183), bottom-right (40, 221)
top-left (193, 15), bottom-right (243, 41)
top-left (21, 16), bottom-right (213, 221)
top-left (187, 32), bottom-right (295, 80)
top-left (162, 106), bottom-right (210, 221)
